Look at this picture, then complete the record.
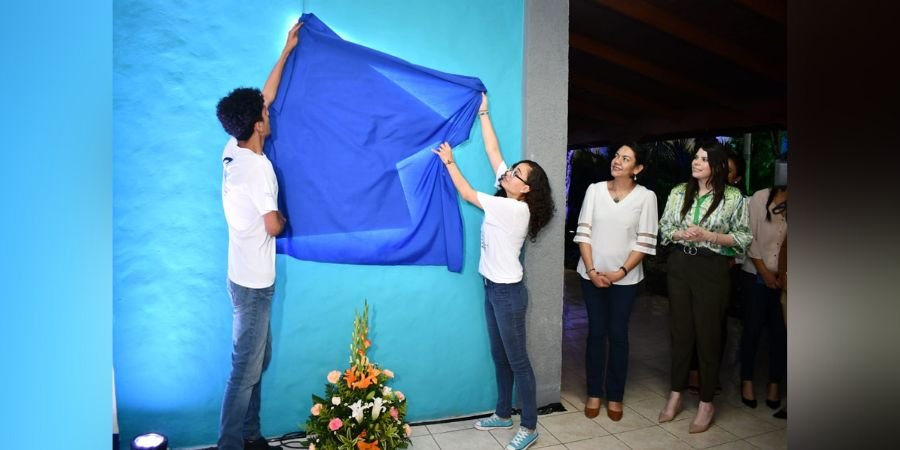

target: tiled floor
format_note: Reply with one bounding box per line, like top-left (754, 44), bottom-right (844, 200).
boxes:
top-left (187, 269), bottom-right (787, 450)
top-left (403, 269), bottom-right (787, 450)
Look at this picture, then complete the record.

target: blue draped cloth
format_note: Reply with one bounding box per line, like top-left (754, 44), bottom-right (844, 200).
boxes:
top-left (266, 13), bottom-right (485, 272)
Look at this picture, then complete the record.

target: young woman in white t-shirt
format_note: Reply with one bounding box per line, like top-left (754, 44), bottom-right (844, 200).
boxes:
top-left (433, 93), bottom-right (554, 450)
top-left (573, 143), bottom-right (658, 422)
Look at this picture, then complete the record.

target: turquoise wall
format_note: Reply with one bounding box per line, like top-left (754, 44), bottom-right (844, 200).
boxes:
top-left (113, 0), bottom-right (524, 446)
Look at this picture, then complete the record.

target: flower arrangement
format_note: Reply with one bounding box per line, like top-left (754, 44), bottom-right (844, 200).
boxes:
top-left (304, 301), bottom-right (412, 450)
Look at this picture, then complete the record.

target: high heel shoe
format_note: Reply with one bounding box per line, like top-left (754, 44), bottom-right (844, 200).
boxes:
top-left (740, 393), bottom-right (757, 409)
top-left (583, 397), bottom-right (602, 419)
top-left (658, 395), bottom-right (684, 423)
top-left (741, 380), bottom-right (758, 408)
top-left (689, 402), bottom-right (715, 434)
top-left (607, 402), bottom-right (623, 422)
top-left (766, 383), bottom-right (780, 410)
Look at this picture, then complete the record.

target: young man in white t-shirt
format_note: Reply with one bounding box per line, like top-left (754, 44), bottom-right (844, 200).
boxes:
top-left (214, 21), bottom-right (302, 450)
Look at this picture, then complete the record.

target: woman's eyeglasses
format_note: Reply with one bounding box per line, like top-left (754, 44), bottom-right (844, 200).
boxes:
top-left (772, 201), bottom-right (786, 215)
top-left (508, 168), bottom-right (529, 185)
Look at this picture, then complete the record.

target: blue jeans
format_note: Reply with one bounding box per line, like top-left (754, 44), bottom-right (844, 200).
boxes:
top-left (484, 278), bottom-right (537, 430)
top-left (218, 280), bottom-right (274, 450)
top-left (580, 279), bottom-right (639, 402)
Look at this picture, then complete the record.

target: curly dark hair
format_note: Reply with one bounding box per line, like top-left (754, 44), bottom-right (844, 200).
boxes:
top-left (216, 87), bottom-right (264, 141)
top-left (495, 160), bottom-right (555, 242)
top-left (726, 148), bottom-right (747, 195)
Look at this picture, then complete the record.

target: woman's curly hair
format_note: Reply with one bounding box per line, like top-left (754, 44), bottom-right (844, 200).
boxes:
top-left (495, 160), bottom-right (555, 242)
top-left (216, 87), bottom-right (264, 141)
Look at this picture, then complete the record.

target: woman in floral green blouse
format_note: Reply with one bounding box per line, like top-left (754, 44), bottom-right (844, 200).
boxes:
top-left (656, 140), bottom-right (752, 434)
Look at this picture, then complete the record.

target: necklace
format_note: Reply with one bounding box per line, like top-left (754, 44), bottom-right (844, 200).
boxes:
top-left (609, 180), bottom-right (634, 203)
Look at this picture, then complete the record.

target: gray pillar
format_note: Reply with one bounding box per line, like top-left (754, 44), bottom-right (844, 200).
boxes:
top-left (523, 0), bottom-right (569, 408)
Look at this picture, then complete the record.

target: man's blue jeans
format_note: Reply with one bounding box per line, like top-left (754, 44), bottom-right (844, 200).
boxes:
top-left (218, 280), bottom-right (274, 450)
top-left (484, 278), bottom-right (537, 430)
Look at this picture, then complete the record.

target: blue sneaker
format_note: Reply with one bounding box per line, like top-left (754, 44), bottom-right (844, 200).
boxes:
top-left (473, 414), bottom-right (513, 430)
top-left (505, 427), bottom-right (538, 450)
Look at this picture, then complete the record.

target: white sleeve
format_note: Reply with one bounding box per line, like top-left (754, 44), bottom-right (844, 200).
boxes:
top-left (632, 190), bottom-right (659, 255)
top-left (493, 161), bottom-right (509, 190)
top-left (573, 183), bottom-right (595, 244)
top-left (746, 191), bottom-right (764, 260)
top-left (248, 162), bottom-right (279, 216)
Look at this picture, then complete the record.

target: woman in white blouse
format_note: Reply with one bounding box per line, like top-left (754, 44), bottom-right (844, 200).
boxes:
top-left (573, 143), bottom-right (659, 422)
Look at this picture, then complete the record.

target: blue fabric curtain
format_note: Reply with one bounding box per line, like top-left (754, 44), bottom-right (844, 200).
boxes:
top-left (267, 13), bottom-right (485, 272)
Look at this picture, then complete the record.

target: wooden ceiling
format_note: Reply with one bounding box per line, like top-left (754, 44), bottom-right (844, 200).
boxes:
top-left (567, 0), bottom-right (786, 147)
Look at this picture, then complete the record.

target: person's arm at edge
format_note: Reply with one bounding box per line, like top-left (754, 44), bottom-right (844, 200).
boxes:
top-left (262, 21), bottom-right (303, 107)
top-left (434, 142), bottom-right (482, 209)
top-left (478, 93), bottom-right (504, 174)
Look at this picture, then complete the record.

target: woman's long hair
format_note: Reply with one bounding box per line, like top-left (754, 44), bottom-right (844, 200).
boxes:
top-left (680, 141), bottom-right (728, 225)
top-left (495, 160), bottom-right (555, 241)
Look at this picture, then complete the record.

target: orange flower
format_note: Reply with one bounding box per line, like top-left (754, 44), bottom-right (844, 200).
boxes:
top-left (344, 365), bottom-right (380, 390)
top-left (364, 339), bottom-right (371, 348)
top-left (353, 374), bottom-right (375, 389)
top-left (344, 368), bottom-right (358, 386)
top-left (357, 439), bottom-right (380, 450)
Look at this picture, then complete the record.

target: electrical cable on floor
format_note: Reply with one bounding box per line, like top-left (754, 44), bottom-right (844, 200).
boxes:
top-left (269, 430), bottom-right (308, 449)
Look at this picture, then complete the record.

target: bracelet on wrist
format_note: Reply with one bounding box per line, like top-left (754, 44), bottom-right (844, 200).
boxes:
top-left (619, 266), bottom-right (628, 275)
top-left (478, 110), bottom-right (489, 116)
top-left (444, 160), bottom-right (454, 166)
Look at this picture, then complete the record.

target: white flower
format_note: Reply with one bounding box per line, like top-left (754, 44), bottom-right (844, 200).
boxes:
top-left (382, 386), bottom-right (392, 396)
top-left (331, 396), bottom-right (341, 406)
top-left (371, 397), bottom-right (384, 420)
top-left (350, 400), bottom-right (366, 423)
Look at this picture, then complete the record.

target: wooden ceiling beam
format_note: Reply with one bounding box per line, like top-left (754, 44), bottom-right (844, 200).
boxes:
top-left (570, 99), bottom-right (634, 126)
top-left (568, 97), bottom-right (785, 147)
top-left (628, 97), bottom-right (784, 139)
top-left (570, 33), bottom-right (742, 109)
top-left (593, 0), bottom-right (785, 81)
top-left (570, 72), bottom-right (675, 116)
top-left (735, 0), bottom-right (786, 24)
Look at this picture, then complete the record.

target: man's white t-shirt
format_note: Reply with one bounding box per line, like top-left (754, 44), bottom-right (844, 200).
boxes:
top-left (477, 162), bottom-right (530, 284)
top-left (221, 137), bottom-right (279, 288)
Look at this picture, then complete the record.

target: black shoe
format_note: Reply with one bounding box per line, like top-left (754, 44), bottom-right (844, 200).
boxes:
top-left (766, 399), bottom-right (781, 410)
top-left (773, 407), bottom-right (787, 419)
top-left (740, 394), bottom-right (757, 409)
top-left (244, 437), bottom-right (281, 450)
